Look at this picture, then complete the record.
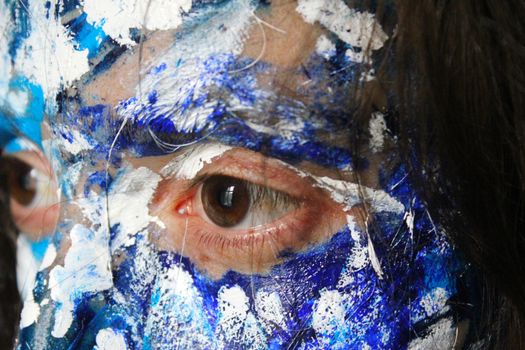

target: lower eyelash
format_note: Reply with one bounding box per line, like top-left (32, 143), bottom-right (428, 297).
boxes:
top-left (196, 226), bottom-right (281, 250)
top-left (193, 215), bottom-right (306, 253)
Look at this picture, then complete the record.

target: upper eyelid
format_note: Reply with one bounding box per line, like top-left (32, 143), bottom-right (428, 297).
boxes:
top-left (189, 172), bottom-right (299, 201)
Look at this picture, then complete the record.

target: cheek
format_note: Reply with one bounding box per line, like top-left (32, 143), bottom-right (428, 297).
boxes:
top-left (142, 223), bottom-right (370, 348)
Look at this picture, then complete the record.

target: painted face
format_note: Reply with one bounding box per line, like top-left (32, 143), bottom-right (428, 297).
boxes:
top-left (1, 0), bottom-right (477, 349)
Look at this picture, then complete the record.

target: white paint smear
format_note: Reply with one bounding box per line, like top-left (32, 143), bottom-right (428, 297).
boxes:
top-left (367, 230), bottom-right (384, 280)
top-left (95, 328), bottom-right (128, 350)
top-left (16, 234), bottom-right (39, 302)
top-left (20, 298), bottom-right (40, 329)
top-left (83, 0), bottom-right (192, 46)
top-left (255, 291), bottom-right (287, 332)
top-left (108, 166), bottom-right (164, 252)
top-left (216, 285), bottom-right (266, 348)
top-left (420, 288), bottom-right (450, 320)
top-left (60, 129), bottom-right (93, 156)
top-left (315, 34), bottom-right (336, 60)
top-left (161, 143), bottom-right (232, 179)
top-left (407, 318), bottom-right (456, 350)
top-left (312, 289), bottom-right (346, 336)
top-left (48, 224), bottom-right (113, 338)
top-left (369, 112), bottom-right (388, 153)
top-left (6, 90), bottom-right (29, 115)
top-left (337, 216), bottom-right (369, 289)
top-left (217, 285), bottom-right (250, 340)
top-left (15, 1), bottom-right (89, 102)
top-left (143, 263), bottom-right (213, 349)
top-left (118, 0), bottom-right (257, 132)
top-left (39, 243), bottom-right (57, 271)
top-left (312, 175), bottom-right (405, 214)
top-left (0, 1), bottom-right (12, 108)
top-left (296, 0), bottom-right (388, 54)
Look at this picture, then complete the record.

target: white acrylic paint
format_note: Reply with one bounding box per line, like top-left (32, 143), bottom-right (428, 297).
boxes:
top-left (107, 166), bottom-right (164, 253)
top-left (407, 318), bottom-right (456, 350)
top-left (419, 288), bottom-right (450, 321)
top-left (48, 224), bottom-right (113, 338)
top-left (255, 291), bottom-right (287, 332)
top-left (6, 90), bottom-right (29, 115)
top-left (16, 235), bottom-right (39, 302)
top-left (280, 158), bottom-right (404, 214)
top-left (51, 302), bottom-right (75, 339)
top-left (118, 0), bottom-right (257, 131)
top-left (19, 298), bottom-right (40, 329)
top-left (367, 230), bottom-right (384, 280)
top-left (337, 216), bottom-right (369, 288)
top-left (312, 289), bottom-right (346, 336)
top-left (404, 209), bottom-right (415, 236)
top-left (39, 243), bottom-right (57, 271)
top-left (144, 263), bottom-right (213, 349)
top-left (369, 112), bottom-right (388, 153)
top-left (216, 285), bottom-right (266, 348)
top-left (0, 1), bottom-right (12, 108)
top-left (311, 175), bottom-right (405, 214)
top-left (59, 129), bottom-right (93, 156)
top-left (83, 0), bottom-right (192, 46)
top-left (161, 143), bottom-right (232, 179)
top-left (94, 328), bottom-right (128, 350)
top-left (315, 34), bottom-right (337, 60)
top-left (216, 285), bottom-right (250, 339)
top-left (14, 1), bottom-right (90, 103)
top-left (296, 0), bottom-right (388, 63)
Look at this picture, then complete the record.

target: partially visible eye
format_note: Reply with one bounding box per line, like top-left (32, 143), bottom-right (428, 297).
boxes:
top-left (200, 175), bottom-right (299, 228)
top-left (5, 157), bottom-right (52, 207)
top-left (1, 151), bottom-right (59, 238)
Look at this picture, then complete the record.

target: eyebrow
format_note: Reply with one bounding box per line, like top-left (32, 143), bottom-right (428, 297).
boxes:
top-left (115, 67), bottom-right (359, 164)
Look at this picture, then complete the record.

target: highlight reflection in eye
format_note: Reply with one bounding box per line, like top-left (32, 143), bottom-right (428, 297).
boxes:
top-left (198, 174), bottom-right (300, 229)
top-left (0, 151), bottom-right (59, 239)
top-left (151, 147), bottom-right (351, 278)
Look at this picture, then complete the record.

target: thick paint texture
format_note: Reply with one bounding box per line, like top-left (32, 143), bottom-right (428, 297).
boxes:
top-left (2, 0), bottom-right (479, 349)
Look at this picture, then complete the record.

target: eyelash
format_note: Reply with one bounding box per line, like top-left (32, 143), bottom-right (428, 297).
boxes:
top-left (195, 174), bottom-right (301, 211)
top-left (193, 214), bottom-right (304, 250)
top-left (247, 181), bottom-right (301, 211)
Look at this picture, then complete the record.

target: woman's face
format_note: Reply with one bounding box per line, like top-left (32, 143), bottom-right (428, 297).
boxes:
top-left (4, 0), bottom-right (472, 349)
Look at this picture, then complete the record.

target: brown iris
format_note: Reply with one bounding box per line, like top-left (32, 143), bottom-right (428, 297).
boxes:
top-left (201, 175), bottom-right (250, 227)
top-left (2, 157), bottom-right (37, 206)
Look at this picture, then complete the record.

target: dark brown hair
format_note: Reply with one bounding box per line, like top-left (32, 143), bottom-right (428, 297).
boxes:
top-left (394, 0), bottom-right (525, 347)
top-left (0, 163), bottom-right (21, 349)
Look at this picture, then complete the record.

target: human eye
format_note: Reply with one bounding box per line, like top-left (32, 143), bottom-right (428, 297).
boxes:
top-left (0, 149), bottom-right (59, 239)
top-left (149, 145), bottom-right (349, 278)
top-left (195, 174), bottom-right (301, 229)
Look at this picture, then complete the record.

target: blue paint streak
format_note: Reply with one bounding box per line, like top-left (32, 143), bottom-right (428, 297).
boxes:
top-left (66, 13), bottom-right (108, 59)
top-left (0, 76), bottom-right (45, 150)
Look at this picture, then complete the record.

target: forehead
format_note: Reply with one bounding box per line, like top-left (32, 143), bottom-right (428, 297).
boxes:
top-left (80, 0), bottom-right (325, 106)
top-left (61, 0), bottom-right (390, 160)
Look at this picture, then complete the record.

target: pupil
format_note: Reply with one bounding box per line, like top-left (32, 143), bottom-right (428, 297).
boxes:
top-left (201, 175), bottom-right (250, 227)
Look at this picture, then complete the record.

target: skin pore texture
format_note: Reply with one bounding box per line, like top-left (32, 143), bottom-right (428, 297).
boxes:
top-left (0, 0), bottom-right (477, 349)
